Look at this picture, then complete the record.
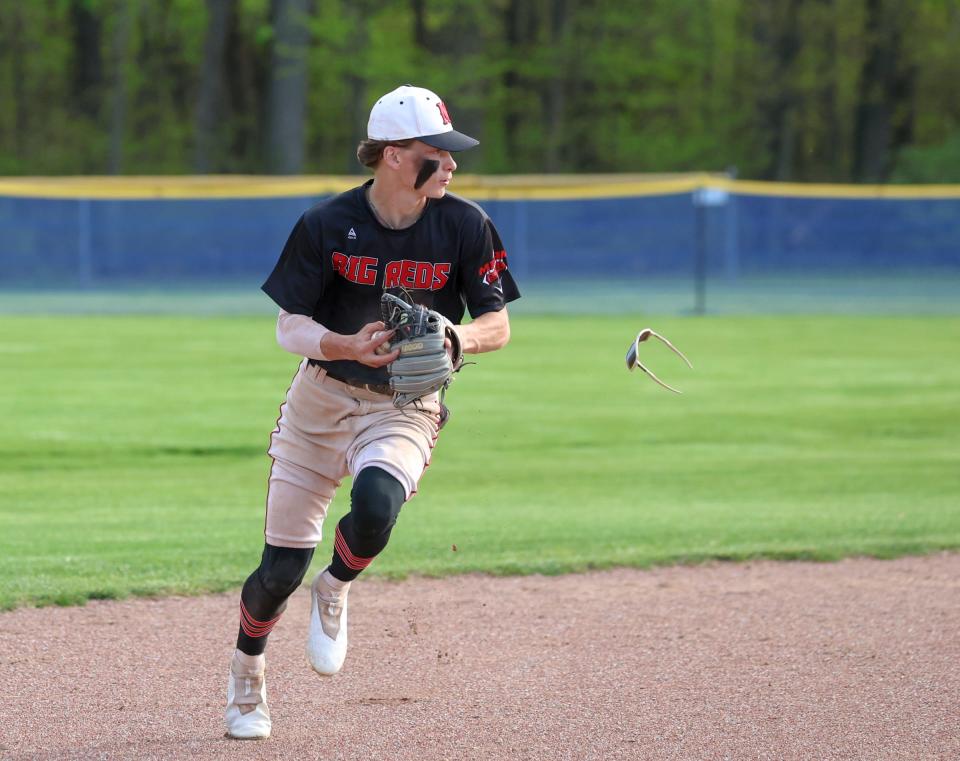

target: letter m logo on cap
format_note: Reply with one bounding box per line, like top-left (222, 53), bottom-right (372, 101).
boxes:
top-left (436, 101), bottom-right (452, 125)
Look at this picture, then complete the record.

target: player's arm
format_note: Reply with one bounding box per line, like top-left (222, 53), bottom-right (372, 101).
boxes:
top-left (451, 307), bottom-right (510, 354)
top-left (458, 214), bottom-right (519, 353)
top-left (276, 309), bottom-right (397, 367)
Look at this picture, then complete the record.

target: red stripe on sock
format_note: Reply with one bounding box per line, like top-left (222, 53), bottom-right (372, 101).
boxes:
top-left (334, 526), bottom-right (374, 571)
top-left (239, 599), bottom-right (282, 639)
top-left (240, 599), bottom-right (281, 629)
top-left (241, 613), bottom-right (280, 635)
top-left (240, 612), bottom-right (277, 637)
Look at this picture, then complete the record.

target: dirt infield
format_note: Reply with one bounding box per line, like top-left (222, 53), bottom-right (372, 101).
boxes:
top-left (3, 553), bottom-right (958, 760)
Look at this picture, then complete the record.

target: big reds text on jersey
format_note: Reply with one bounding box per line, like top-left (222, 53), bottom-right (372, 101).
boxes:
top-left (332, 252), bottom-right (451, 291)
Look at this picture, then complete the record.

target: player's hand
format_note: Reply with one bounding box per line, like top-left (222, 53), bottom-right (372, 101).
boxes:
top-left (321, 322), bottom-right (399, 367)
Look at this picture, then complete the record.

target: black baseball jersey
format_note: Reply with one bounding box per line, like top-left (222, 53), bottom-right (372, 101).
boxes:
top-left (262, 179), bottom-right (521, 385)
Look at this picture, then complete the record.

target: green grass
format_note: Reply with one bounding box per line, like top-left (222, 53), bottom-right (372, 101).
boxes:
top-left (1, 314), bottom-right (958, 609)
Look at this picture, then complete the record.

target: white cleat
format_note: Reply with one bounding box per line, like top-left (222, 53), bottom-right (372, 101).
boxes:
top-left (306, 571), bottom-right (349, 676)
top-left (224, 653), bottom-right (271, 740)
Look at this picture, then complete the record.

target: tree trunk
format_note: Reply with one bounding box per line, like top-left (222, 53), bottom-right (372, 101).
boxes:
top-left (109, 1), bottom-right (136, 174)
top-left (543, 0), bottom-right (571, 172)
top-left (817, 0), bottom-right (844, 180)
top-left (852, 0), bottom-right (916, 182)
top-left (772, 0), bottom-right (802, 180)
top-left (746, 0), bottom-right (802, 180)
top-left (70, 0), bottom-right (104, 121)
top-left (502, 0), bottom-right (525, 166)
top-left (8, 7), bottom-right (27, 161)
top-left (224, 2), bottom-right (266, 172)
top-left (194, 0), bottom-right (235, 172)
top-left (411, 0), bottom-right (429, 49)
top-left (265, 0), bottom-right (313, 174)
top-left (342, 0), bottom-right (371, 174)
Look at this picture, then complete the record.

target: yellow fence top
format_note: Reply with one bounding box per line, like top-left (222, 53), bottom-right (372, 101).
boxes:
top-left (0, 173), bottom-right (959, 200)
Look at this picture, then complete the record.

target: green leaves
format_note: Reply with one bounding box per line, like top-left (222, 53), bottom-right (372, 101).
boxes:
top-left (1, 0), bottom-right (959, 179)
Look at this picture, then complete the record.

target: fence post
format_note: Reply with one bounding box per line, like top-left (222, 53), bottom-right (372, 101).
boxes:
top-left (693, 182), bottom-right (733, 314)
top-left (694, 192), bottom-right (706, 314)
top-left (723, 191), bottom-right (740, 281)
top-left (77, 198), bottom-right (93, 288)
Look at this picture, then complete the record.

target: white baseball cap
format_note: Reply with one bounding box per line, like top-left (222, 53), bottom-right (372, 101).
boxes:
top-left (367, 85), bottom-right (479, 151)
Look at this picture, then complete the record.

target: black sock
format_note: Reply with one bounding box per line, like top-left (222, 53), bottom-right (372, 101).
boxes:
top-left (236, 544), bottom-right (314, 655)
top-left (329, 467), bottom-right (405, 582)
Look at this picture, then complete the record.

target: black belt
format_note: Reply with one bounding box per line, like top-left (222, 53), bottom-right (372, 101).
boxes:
top-left (311, 361), bottom-right (392, 396)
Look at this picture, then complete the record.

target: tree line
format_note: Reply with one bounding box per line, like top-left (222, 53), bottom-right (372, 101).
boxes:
top-left (1, 0), bottom-right (959, 182)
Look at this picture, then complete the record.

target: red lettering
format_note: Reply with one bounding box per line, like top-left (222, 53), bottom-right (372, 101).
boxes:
top-left (414, 262), bottom-right (433, 290)
top-left (348, 256), bottom-right (363, 282)
top-left (399, 260), bottom-right (416, 288)
top-left (432, 263), bottom-right (450, 290)
top-left (384, 260), bottom-right (402, 289)
top-left (436, 101), bottom-right (451, 125)
top-left (332, 251), bottom-right (348, 277)
top-left (358, 256), bottom-right (377, 285)
top-left (382, 260), bottom-right (452, 291)
top-left (479, 250), bottom-right (508, 285)
top-left (332, 253), bottom-right (380, 285)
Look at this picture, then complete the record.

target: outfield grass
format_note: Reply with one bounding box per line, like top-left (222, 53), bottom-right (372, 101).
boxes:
top-left (1, 314), bottom-right (958, 609)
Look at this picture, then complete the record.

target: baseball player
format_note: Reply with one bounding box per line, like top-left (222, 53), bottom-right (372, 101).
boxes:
top-left (225, 84), bottom-right (520, 740)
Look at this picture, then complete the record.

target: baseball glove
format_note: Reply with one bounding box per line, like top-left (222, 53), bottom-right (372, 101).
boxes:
top-left (380, 291), bottom-right (463, 408)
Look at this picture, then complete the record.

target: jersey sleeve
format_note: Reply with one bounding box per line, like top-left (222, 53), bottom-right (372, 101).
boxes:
top-left (261, 215), bottom-right (328, 316)
top-left (460, 215), bottom-right (521, 318)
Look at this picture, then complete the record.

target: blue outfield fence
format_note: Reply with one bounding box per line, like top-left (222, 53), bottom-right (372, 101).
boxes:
top-left (0, 195), bottom-right (319, 285)
top-left (0, 175), bottom-right (958, 313)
